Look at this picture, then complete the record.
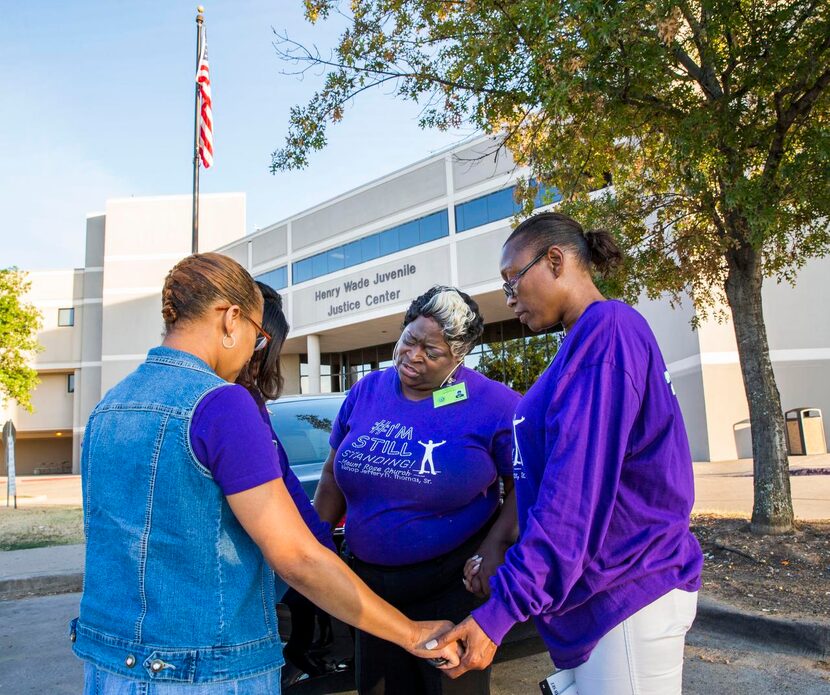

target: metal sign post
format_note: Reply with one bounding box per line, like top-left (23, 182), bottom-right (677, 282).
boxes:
top-left (3, 420), bottom-right (17, 509)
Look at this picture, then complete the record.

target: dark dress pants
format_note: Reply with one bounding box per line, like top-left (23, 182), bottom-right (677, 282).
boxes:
top-left (349, 528), bottom-right (492, 695)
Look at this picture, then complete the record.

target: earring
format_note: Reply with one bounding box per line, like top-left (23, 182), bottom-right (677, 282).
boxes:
top-left (222, 334), bottom-right (236, 349)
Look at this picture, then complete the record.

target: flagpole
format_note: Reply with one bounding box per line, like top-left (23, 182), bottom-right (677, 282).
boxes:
top-left (192, 6), bottom-right (205, 254)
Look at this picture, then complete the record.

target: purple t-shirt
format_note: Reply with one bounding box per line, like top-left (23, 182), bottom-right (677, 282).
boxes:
top-left (473, 300), bottom-right (703, 669)
top-left (330, 366), bottom-right (520, 566)
top-left (190, 384), bottom-right (283, 495)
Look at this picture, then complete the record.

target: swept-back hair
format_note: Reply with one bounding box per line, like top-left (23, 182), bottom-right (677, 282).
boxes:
top-left (505, 212), bottom-right (622, 275)
top-left (161, 252), bottom-right (261, 334)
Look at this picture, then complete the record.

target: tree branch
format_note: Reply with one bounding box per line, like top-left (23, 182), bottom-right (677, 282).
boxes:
top-left (763, 66), bottom-right (830, 184)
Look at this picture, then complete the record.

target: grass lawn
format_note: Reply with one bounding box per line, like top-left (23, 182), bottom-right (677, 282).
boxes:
top-left (0, 506), bottom-right (84, 551)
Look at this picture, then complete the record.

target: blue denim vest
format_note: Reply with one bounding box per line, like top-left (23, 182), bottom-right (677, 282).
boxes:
top-left (70, 346), bottom-right (284, 683)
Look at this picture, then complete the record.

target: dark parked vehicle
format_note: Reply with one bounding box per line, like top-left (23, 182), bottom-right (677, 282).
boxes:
top-left (266, 393), bottom-right (350, 688)
top-left (266, 393), bottom-right (347, 500)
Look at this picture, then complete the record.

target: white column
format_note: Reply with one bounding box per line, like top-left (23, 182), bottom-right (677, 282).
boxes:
top-left (307, 334), bottom-right (321, 394)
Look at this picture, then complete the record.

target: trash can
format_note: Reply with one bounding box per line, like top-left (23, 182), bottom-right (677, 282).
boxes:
top-left (785, 408), bottom-right (827, 455)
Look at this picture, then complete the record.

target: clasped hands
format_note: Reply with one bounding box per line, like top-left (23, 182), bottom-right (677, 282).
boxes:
top-left (410, 545), bottom-right (502, 676)
top-left (416, 616), bottom-right (496, 678)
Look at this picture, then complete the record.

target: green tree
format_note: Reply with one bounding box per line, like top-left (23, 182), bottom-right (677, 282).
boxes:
top-left (0, 269), bottom-right (42, 412)
top-left (273, 0), bottom-right (830, 534)
top-left (476, 335), bottom-right (560, 393)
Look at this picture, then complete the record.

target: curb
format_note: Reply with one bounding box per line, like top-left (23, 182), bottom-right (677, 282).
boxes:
top-left (695, 595), bottom-right (830, 658)
top-left (0, 572), bottom-right (83, 602)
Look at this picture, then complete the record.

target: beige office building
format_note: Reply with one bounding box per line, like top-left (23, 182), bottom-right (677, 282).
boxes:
top-left (3, 137), bottom-right (828, 474)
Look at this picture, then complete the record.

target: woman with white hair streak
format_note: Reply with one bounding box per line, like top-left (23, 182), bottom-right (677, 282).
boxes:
top-left (314, 286), bottom-right (521, 695)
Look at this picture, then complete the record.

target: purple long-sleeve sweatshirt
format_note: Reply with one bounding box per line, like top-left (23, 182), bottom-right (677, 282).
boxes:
top-left (472, 300), bottom-right (703, 668)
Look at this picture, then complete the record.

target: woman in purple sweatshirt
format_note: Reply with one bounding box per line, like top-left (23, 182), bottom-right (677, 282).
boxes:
top-left (433, 212), bottom-right (703, 694)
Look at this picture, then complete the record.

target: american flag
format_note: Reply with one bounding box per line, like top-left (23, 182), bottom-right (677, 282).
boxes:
top-left (196, 33), bottom-right (213, 168)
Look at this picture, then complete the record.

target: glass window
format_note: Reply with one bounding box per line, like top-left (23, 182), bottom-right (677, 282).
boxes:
top-left (288, 209), bottom-right (449, 283)
top-left (420, 210), bottom-right (449, 242)
top-left (397, 220), bottom-right (420, 250)
top-left (487, 188), bottom-right (517, 220)
top-left (327, 248), bottom-right (345, 272)
top-left (455, 184), bottom-right (565, 234)
top-left (361, 234), bottom-right (380, 262)
top-left (344, 240), bottom-right (362, 267)
top-left (255, 266), bottom-right (287, 290)
top-left (311, 253), bottom-right (328, 279)
top-left (533, 183), bottom-right (562, 208)
top-left (58, 308), bottom-right (74, 327)
top-left (292, 258), bottom-right (313, 284)
top-left (379, 228), bottom-right (399, 256)
top-left (455, 196), bottom-right (489, 232)
top-left (67, 373), bottom-right (75, 393)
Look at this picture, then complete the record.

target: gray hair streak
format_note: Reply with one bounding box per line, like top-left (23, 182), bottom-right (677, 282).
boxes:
top-left (403, 286), bottom-right (484, 360)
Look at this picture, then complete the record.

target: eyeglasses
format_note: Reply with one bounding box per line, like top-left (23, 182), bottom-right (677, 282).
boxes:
top-left (215, 306), bottom-right (271, 351)
top-left (502, 250), bottom-right (547, 299)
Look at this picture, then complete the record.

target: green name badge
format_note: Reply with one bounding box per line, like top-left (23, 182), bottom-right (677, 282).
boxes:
top-left (433, 382), bottom-right (468, 408)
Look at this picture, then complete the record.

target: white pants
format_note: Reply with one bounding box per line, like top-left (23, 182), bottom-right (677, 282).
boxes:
top-left (558, 588), bottom-right (698, 695)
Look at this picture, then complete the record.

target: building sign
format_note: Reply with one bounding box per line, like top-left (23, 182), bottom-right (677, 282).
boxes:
top-left (292, 246), bottom-right (451, 328)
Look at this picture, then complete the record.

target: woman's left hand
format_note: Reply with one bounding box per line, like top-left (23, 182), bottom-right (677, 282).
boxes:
top-left (427, 616), bottom-right (497, 678)
top-left (462, 543), bottom-right (507, 598)
top-left (407, 620), bottom-right (463, 667)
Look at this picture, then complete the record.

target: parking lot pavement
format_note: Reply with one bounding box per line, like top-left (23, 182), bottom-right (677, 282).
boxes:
top-left (7, 593), bottom-right (827, 695)
top-left (0, 592), bottom-right (82, 695)
top-left (281, 620), bottom-right (830, 695)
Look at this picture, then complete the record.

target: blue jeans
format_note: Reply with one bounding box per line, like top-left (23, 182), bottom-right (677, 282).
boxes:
top-left (83, 663), bottom-right (282, 694)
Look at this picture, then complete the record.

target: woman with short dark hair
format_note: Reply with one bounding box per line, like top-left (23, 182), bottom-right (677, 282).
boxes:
top-left (315, 285), bottom-right (521, 695)
top-left (435, 212), bottom-right (703, 695)
top-left (237, 282), bottom-right (340, 685)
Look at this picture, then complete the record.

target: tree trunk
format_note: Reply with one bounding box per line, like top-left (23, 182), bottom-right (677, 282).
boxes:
top-left (724, 242), bottom-right (794, 535)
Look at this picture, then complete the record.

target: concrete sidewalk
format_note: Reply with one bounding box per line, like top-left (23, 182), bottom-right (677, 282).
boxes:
top-left (0, 544), bottom-right (84, 601)
top-left (0, 475), bottom-right (81, 506)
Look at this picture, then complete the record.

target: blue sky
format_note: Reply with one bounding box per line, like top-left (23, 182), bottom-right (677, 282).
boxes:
top-left (1, 1), bottom-right (472, 270)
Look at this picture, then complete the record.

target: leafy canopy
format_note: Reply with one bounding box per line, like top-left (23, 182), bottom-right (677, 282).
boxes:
top-left (0, 269), bottom-right (42, 412)
top-left (275, 0), bottom-right (830, 307)
top-left (476, 335), bottom-right (562, 393)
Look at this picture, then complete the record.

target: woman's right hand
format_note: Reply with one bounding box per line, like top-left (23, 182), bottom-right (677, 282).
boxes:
top-left (408, 620), bottom-right (462, 667)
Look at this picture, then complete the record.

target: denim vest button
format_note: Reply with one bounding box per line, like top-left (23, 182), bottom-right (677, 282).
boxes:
top-left (150, 659), bottom-right (165, 672)
top-left (125, 655), bottom-right (136, 668)
top-left (69, 632), bottom-right (76, 643)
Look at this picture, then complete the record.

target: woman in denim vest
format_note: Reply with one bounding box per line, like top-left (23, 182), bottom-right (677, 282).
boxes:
top-left (72, 253), bottom-right (458, 694)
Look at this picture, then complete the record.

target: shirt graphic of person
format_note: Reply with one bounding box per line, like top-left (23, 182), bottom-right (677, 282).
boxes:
top-left (512, 416), bottom-right (526, 478)
top-left (416, 439), bottom-right (446, 475)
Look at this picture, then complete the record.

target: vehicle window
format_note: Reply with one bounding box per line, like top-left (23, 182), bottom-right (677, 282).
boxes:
top-left (267, 397), bottom-right (346, 466)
